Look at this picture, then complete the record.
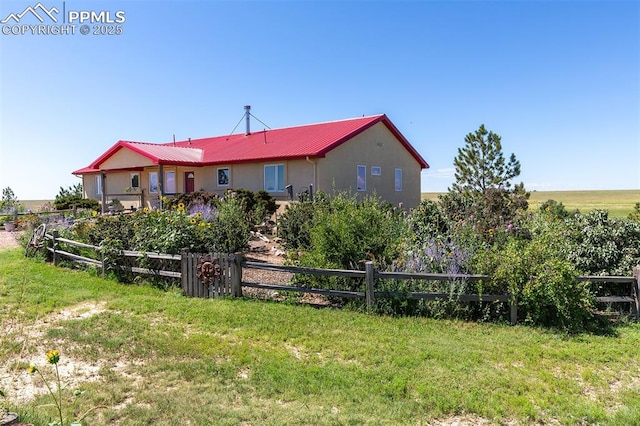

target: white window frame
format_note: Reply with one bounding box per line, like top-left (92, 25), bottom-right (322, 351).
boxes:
top-left (371, 166), bottom-right (381, 176)
top-left (264, 164), bottom-right (285, 192)
top-left (217, 168), bottom-right (230, 187)
top-left (95, 175), bottom-right (102, 195)
top-left (149, 172), bottom-right (159, 194)
top-left (395, 168), bottom-right (403, 192)
top-left (357, 165), bottom-right (366, 191)
top-left (165, 171), bottom-right (176, 194)
top-left (130, 172), bottom-right (140, 189)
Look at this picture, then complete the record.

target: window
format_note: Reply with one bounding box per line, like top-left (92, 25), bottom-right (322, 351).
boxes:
top-left (95, 175), bottom-right (102, 195)
top-left (395, 168), bottom-right (402, 192)
top-left (130, 173), bottom-right (139, 189)
top-left (264, 164), bottom-right (285, 192)
top-left (165, 171), bottom-right (176, 194)
top-left (371, 166), bottom-right (381, 176)
top-left (357, 165), bottom-right (366, 191)
top-left (217, 168), bottom-right (230, 186)
top-left (149, 172), bottom-right (159, 194)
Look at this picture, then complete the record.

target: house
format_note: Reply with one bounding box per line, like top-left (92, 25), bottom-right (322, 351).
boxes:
top-left (72, 108), bottom-right (429, 212)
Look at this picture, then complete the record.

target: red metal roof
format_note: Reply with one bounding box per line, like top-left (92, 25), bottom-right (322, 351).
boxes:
top-left (73, 114), bottom-right (428, 174)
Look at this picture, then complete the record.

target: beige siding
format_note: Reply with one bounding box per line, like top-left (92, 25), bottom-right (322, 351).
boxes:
top-left (316, 122), bottom-right (422, 208)
top-left (81, 174), bottom-right (100, 200)
top-left (102, 149), bottom-right (154, 169)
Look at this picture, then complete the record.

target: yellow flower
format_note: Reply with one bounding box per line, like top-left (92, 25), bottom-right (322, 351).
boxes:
top-left (28, 365), bottom-right (38, 374)
top-left (177, 202), bottom-right (185, 211)
top-left (92, 211), bottom-right (98, 217)
top-left (46, 349), bottom-right (60, 364)
top-left (190, 218), bottom-right (197, 224)
top-left (143, 207), bottom-right (150, 213)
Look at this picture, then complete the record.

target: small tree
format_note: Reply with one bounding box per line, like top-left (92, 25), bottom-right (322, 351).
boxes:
top-left (452, 124), bottom-right (521, 196)
top-left (447, 125), bottom-right (529, 242)
top-left (54, 184), bottom-right (97, 210)
top-left (0, 187), bottom-right (18, 211)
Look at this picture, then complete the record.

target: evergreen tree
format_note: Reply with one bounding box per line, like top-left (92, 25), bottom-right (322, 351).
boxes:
top-left (446, 124), bottom-right (529, 244)
top-left (451, 124), bottom-right (521, 195)
top-left (0, 187), bottom-right (18, 211)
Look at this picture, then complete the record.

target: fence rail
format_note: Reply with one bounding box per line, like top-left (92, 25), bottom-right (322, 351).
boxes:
top-left (37, 232), bottom-right (640, 324)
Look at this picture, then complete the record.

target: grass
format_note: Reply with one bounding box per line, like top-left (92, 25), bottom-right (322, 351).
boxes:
top-left (2, 248), bottom-right (640, 425)
top-left (422, 190), bottom-right (640, 218)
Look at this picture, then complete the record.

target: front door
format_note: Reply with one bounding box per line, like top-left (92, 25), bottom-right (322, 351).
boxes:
top-left (185, 172), bottom-right (195, 193)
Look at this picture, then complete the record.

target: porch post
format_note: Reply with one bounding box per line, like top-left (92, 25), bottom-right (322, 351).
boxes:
top-left (158, 165), bottom-right (164, 210)
top-left (100, 171), bottom-right (107, 214)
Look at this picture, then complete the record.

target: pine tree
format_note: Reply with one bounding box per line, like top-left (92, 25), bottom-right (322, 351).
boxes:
top-left (446, 124), bottom-right (528, 243)
top-left (451, 124), bottom-right (521, 195)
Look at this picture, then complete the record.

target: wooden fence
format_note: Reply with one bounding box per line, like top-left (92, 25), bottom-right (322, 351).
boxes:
top-left (41, 232), bottom-right (640, 324)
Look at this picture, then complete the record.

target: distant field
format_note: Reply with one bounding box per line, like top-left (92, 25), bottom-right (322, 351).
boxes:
top-left (422, 190), bottom-right (640, 218)
top-left (17, 200), bottom-right (54, 211)
top-left (17, 190), bottom-right (640, 218)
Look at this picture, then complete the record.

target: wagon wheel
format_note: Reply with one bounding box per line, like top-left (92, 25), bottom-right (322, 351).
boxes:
top-left (24, 223), bottom-right (47, 257)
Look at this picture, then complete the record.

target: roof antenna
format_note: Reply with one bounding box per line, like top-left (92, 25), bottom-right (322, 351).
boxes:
top-left (188, 137), bottom-right (191, 145)
top-left (173, 134), bottom-right (176, 146)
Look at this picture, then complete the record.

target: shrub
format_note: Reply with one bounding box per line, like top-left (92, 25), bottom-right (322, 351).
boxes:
top-left (169, 191), bottom-right (219, 211)
top-left (199, 196), bottom-right (251, 253)
top-left (475, 224), bottom-right (597, 332)
top-left (539, 199), bottom-right (574, 219)
top-left (296, 192), bottom-right (407, 295)
top-left (54, 184), bottom-right (99, 210)
top-left (225, 188), bottom-right (278, 225)
top-left (406, 199), bottom-right (448, 245)
top-left (629, 202), bottom-right (640, 222)
top-left (277, 201), bottom-right (318, 251)
top-left (561, 210), bottom-right (640, 276)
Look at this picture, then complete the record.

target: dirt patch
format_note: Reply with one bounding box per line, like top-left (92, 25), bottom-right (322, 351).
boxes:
top-left (0, 229), bottom-right (22, 250)
top-left (0, 301), bottom-right (108, 404)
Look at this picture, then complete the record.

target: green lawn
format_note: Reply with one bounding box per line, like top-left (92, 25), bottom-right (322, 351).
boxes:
top-left (422, 190), bottom-right (640, 218)
top-left (1, 248), bottom-right (640, 425)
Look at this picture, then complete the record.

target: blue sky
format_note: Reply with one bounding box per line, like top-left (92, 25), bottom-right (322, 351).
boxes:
top-left (0, 0), bottom-right (638, 200)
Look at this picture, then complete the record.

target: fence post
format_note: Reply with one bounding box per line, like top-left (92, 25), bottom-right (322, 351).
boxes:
top-left (52, 230), bottom-right (59, 266)
top-left (510, 295), bottom-right (518, 325)
top-left (100, 245), bottom-right (105, 277)
top-left (365, 261), bottom-right (375, 312)
top-left (633, 266), bottom-right (639, 321)
top-left (181, 248), bottom-right (189, 296)
top-left (231, 252), bottom-right (243, 298)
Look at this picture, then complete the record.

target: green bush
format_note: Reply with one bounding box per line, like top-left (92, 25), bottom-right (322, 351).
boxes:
top-left (54, 184), bottom-right (99, 211)
top-left (199, 196), bottom-right (251, 253)
top-left (296, 192), bottom-right (407, 295)
top-left (539, 199), bottom-right (574, 219)
top-left (406, 199), bottom-right (448, 245)
top-left (561, 210), bottom-right (640, 276)
top-left (277, 201), bottom-right (319, 251)
top-left (628, 202), bottom-right (640, 222)
top-left (475, 224), bottom-right (596, 332)
top-left (225, 188), bottom-right (277, 225)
